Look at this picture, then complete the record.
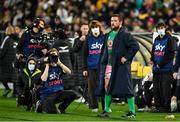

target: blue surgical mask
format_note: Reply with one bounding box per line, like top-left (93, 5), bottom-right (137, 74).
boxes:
top-left (157, 29), bottom-right (165, 37)
top-left (28, 64), bottom-right (35, 71)
top-left (91, 27), bottom-right (100, 36)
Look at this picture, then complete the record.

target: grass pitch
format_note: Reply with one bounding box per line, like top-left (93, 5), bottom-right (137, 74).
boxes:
top-left (0, 90), bottom-right (179, 121)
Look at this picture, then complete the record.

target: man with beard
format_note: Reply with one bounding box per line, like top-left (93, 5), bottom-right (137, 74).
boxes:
top-left (97, 14), bottom-right (139, 118)
top-left (16, 18), bottom-right (45, 61)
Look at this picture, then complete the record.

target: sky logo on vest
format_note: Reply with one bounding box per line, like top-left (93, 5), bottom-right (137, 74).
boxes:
top-left (155, 43), bottom-right (165, 51)
top-left (91, 42), bottom-right (103, 50)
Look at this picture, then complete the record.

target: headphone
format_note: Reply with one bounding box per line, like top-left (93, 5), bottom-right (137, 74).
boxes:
top-left (33, 18), bottom-right (44, 27)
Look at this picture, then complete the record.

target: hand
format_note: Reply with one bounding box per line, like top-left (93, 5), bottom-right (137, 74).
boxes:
top-left (173, 72), bottom-right (178, 79)
top-left (57, 58), bottom-right (63, 66)
top-left (45, 63), bottom-right (49, 67)
top-left (32, 87), bottom-right (37, 92)
top-left (16, 53), bottom-right (23, 60)
top-left (44, 57), bottom-right (48, 62)
top-left (148, 61), bottom-right (154, 65)
top-left (121, 57), bottom-right (127, 64)
top-left (83, 71), bottom-right (88, 77)
top-left (171, 96), bottom-right (177, 101)
top-left (80, 35), bottom-right (86, 42)
top-left (156, 64), bottom-right (160, 68)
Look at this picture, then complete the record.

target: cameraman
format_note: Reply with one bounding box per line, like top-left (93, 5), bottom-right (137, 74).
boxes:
top-left (16, 18), bottom-right (45, 61)
top-left (37, 48), bottom-right (79, 113)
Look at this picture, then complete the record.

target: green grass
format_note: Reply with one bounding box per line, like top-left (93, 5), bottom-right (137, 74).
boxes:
top-left (0, 90), bottom-right (180, 121)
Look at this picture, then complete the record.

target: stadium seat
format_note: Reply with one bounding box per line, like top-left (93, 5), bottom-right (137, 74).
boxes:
top-left (131, 61), bottom-right (141, 72)
top-left (137, 66), bottom-right (152, 78)
top-left (143, 66), bottom-right (152, 77)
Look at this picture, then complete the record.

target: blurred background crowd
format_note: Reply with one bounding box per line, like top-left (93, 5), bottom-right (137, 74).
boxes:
top-left (0, 0), bottom-right (180, 38)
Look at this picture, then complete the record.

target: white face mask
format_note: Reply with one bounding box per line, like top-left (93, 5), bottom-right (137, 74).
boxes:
top-left (91, 27), bottom-right (100, 36)
top-left (28, 64), bottom-right (35, 71)
top-left (157, 29), bottom-right (165, 37)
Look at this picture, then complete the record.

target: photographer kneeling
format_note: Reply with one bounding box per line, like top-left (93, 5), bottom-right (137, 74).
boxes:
top-left (36, 48), bottom-right (79, 113)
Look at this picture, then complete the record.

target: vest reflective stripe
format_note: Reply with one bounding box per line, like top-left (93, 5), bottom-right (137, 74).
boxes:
top-left (23, 68), bottom-right (41, 88)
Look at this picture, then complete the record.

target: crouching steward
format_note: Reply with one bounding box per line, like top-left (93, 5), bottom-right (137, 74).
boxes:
top-left (16, 57), bottom-right (41, 111)
top-left (36, 48), bottom-right (80, 113)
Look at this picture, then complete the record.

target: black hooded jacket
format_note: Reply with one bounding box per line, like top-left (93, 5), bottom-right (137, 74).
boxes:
top-left (16, 57), bottom-right (41, 95)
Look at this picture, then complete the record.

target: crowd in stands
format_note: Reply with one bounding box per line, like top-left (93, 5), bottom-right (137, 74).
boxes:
top-left (0, 0), bottom-right (180, 37)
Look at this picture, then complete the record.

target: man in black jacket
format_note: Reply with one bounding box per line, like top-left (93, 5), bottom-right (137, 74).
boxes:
top-left (73, 23), bottom-right (89, 101)
top-left (98, 14), bottom-right (139, 118)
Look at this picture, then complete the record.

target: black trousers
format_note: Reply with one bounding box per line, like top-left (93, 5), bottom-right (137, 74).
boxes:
top-left (42, 90), bottom-right (78, 113)
top-left (153, 72), bottom-right (172, 110)
top-left (144, 81), bottom-right (153, 107)
top-left (87, 69), bottom-right (98, 109)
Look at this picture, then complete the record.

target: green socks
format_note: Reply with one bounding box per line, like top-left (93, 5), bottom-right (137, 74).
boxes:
top-left (104, 94), bottom-right (112, 112)
top-left (127, 97), bottom-right (135, 114)
top-left (104, 94), bottom-right (135, 114)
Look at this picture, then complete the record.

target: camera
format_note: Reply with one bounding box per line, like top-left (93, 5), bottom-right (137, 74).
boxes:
top-left (48, 53), bottom-right (58, 63)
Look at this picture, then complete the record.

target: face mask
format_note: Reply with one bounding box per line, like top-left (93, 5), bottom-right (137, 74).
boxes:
top-left (91, 27), bottom-right (100, 36)
top-left (157, 29), bottom-right (165, 37)
top-left (28, 64), bottom-right (35, 71)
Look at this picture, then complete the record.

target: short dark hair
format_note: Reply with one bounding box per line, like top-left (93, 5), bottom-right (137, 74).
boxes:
top-left (80, 22), bottom-right (89, 26)
top-left (111, 14), bottom-right (123, 22)
top-left (156, 22), bottom-right (166, 29)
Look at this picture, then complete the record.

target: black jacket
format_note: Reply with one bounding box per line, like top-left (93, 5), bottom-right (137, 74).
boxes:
top-left (174, 45), bottom-right (180, 72)
top-left (16, 68), bottom-right (41, 95)
top-left (0, 36), bottom-right (18, 81)
top-left (73, 37), bottom-right (86, 85)
top-left (96, 27), bottom-right (139, 96)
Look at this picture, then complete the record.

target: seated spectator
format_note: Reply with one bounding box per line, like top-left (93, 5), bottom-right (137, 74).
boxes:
top-left (36, 48), bottom-right (79, 114)
top-left (16, 57), bottom-right (41, 111)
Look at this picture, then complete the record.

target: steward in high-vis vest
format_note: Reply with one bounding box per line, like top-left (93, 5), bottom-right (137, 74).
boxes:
top-left (16, 57), bottom-right (41, 111)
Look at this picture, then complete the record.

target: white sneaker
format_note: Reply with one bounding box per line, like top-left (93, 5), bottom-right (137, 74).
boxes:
top-left (74, 96), bottom-right (85, 103)
top-left (35, 100), bottom-right (42, 113)
top-left (92, 108), bottom-right (98, 112)
top-left (165, 114), bottom-right (175, 119)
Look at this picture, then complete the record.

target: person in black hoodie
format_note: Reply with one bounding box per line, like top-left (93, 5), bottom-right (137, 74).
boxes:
top-left (150, 23), bottom-right (176, 112)
top-left (172, 37), bottom-right (180, 111)
top-left (73, 23), bottom-right (89, 102)
top-left (0, 26), bottom-right (19, 97)
top-left (16, 57), bottom-right (41, 111)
